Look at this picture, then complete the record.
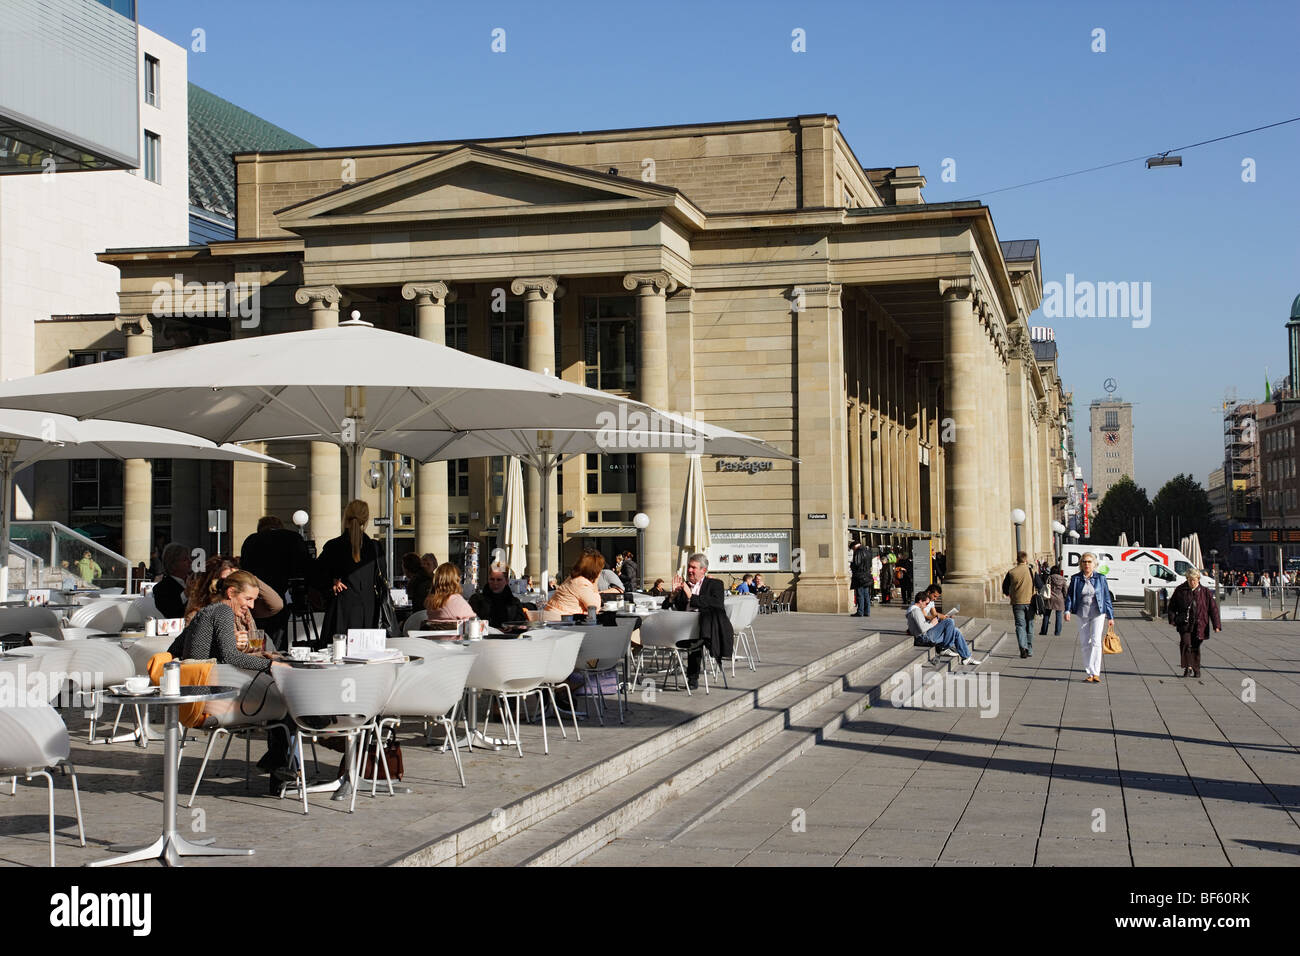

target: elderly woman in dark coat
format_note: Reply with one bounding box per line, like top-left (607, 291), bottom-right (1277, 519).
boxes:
top-left (1038, 565), bottom-right (1067, 636)
top-left (1167, 567), bottom-right (1221, 678)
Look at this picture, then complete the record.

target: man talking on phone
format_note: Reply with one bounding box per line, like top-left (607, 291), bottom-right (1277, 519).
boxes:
top-left (662, 552), bottom-right (734, 690)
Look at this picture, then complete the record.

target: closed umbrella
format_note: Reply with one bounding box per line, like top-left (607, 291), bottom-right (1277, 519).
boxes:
top-left (1118, 532), bottom-right (1129, 547)
top-left (1184, 532), bottom-right (1204, 571)
top-left (677, 455), bottom-right (711, 576)
top-left (497, 456), bottom-right (528, 579)
top-left (0, 411), bottom-right (288, 599)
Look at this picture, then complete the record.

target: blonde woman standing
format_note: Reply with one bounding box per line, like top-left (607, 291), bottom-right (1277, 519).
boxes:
top-left (1063, 552), bottom-right (1114, 683)
top-left (314, 499), bottom-right (385, 637)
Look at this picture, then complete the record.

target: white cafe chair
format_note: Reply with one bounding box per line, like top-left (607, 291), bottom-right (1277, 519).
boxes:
top-left (187, 665), bottom-right (288, 806)
top-left (0, 607), bottom-right (63, 643)
top-left (272, 662), bottom-right (398, 814)
top-left (402, 610), bottom-right (429, 634)
top-left (375, 639), bottom-right (477, 788)
top-left (0, 703), bottom-right (86, 866)
top-left (68, 599), bottom-right (129, 633)
top-left (575, 622), bottom-right (634, 725)
top-left (724, 595), bottom-right (760, 675)
top-left (636, 611), bottom-right (706, 695)
top-left (534, 630), bottom-right (585, 744)
top-left (465, 637), bottom-right (555, 757)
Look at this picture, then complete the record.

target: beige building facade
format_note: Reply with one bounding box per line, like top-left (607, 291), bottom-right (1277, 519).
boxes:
top-left (83, 113), bottom-right (1061, 615)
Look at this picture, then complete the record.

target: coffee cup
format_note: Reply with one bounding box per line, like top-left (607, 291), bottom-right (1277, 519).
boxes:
top-left (124, 676), bottom-right (151, 694)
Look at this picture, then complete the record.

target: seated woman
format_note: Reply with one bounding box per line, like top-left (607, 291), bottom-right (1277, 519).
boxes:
top-left (401, 551), bottom-right (433, 613)
top-left (425, 562), bottom-right (475, 634)
top-left (648, 578), bottom-right (667, 596)
top-left (169, 571), bottom-right (290, 783)
top-left (544, 550), bottom-right (604, 621)
top-left (185, 555), bottom-right (283, 649)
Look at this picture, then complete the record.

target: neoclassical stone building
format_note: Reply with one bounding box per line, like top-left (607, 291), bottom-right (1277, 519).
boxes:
top-left (86, 113), bottom-right (1061, 615)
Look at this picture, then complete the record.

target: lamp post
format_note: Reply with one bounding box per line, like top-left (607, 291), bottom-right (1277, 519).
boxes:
top-left (292, 510), bottom-right (309, 540)
top-left (367, 456), bottom-right (414, 583)
top-left (1209, 548), bottom-right (1219, 598)
top-left (1051, 520), bottom-right (1066, 563)
top-left (633, 511), bottom-right (650, 590)
top-left (1011, 508), bottom-right (1026, 558)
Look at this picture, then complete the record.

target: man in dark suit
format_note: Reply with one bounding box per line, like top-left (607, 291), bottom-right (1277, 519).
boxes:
top-left (661, 552), bottom-right (734, 690)
top-left (152, 542), bottom-right (192, 619)
top-left (240, 515), bottom-right (311, 644)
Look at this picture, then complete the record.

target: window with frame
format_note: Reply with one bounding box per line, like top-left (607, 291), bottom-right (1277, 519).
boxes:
top-left (70, 348), bottom-right (125, 366)
top-left (446, 459), bottom-right (470, 498)
top-left (583, 296), bottom-right (638, 393)
top-left (151, 459), bottom-right (171, 508)
top-left (446, 301), bottom-right (468, 352)
top-left (586, 453), bottom-right (637, 495)
top-left (490, 301), bottom-right (525, 368)
top-left (144, 54), bottom-right (159, 107)
top-left (1104, 410), bottom-right (1118, 428)
top-left (143, 130), bottom-right (160, 183)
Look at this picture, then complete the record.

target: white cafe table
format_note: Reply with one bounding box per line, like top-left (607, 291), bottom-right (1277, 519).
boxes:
top-left (90, 685), bottom-right (252, 867)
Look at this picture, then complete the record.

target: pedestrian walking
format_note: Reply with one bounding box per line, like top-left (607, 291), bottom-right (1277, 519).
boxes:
top-left (1167, 568), bottom-right (1220, 678)
top-left (1038, 564), bottom-right (1066, 636)
top-left (1064, 551), bottom-right (1114, 683)
top-left (850, 542), bottom-right (872, 617)
top-left (1002, 551), bottom-right (1036, 658)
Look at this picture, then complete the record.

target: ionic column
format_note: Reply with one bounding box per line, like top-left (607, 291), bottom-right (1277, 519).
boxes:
top-left (295, 286), bottom-right (343, 542)
top-left (403, 282), bottom-right (455, 563)
top-left (115, 315), bottom-right (153, 566)
top-left (624, 272), bottom-right (677, 585)
top-left (940, 279), bottom-right (987, 614)
top-left (512, 277), bottom-right (563, 581)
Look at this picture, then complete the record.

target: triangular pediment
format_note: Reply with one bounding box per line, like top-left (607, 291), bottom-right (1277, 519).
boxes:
top-left (276, 144), bottom-right (695, 229)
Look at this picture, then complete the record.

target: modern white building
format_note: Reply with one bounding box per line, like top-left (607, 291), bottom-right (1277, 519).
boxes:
top-left (0, 22), bottom-right (189, 380)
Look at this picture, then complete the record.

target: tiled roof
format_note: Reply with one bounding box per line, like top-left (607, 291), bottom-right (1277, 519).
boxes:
top-left (1000, 239), bottom-right (1040, 262)
top-left (188, 83), bottom-right (313, 217)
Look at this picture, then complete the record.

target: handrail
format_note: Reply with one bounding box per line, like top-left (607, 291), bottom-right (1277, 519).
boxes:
top-left (9, 520), bottom-right (131, 590)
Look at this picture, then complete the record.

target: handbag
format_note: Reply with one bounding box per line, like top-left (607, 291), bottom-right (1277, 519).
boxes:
top-left (1102, 621), bottom-right (1122, 655)
top-left (1039, 577), bottom-right (1052, 603)
top-left (362, 730), bottom-right (404, 781)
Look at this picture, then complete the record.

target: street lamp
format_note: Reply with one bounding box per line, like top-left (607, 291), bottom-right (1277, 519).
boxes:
top-left (1011, 508), bottom-right (1026, 557)
top-left (367, 456), bottom-right (414, 583)
top-left (633, 512), bottom-right (650, 590)
top-left (1209, 548), bottom-right (1219, 597)
top-left (292, 510), bottom-right (309, 540)
top-left (1051, 520), bottom-right (1066, 562)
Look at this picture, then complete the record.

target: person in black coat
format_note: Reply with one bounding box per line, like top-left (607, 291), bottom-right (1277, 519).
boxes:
top-left (240, 515), bottom-right (310, 644)
top-left (850, 542), bottom-right (872, 617)
top-left (313, 500), bottom-right (386, 640)
top-left (469, 566), bottom-right (527, 628)
top-left (662, 552), bottom-right (734, 689)
top-left (152, 542), bottom-right (192, 619)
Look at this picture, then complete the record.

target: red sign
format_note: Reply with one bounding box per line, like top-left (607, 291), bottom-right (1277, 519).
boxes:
top-left (1082, 483), bottom-right (1089, 536)
top-left (1121, 548), bottom-right (1168, 566)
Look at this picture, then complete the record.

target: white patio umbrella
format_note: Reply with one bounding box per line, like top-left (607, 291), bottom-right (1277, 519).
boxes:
top-left (0, 322), bottom-right (686, 502)
top-left (1118, 532), bottom-right (1129, 547)
top-left (497, 456), bottom-right (528, 578)
top-left (677, 455), bottom-right (711, 575)
top-left (0, 410), bottom-right (289, 599)
top-left (1184, 532), bottom-right (1204, 571)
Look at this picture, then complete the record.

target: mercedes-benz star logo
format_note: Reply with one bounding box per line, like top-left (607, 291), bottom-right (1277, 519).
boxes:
top-left (1103, 378), bottom-right (1117, 393)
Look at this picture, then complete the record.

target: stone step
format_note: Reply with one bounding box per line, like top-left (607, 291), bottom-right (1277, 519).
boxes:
top-left (391, 620), bottom-right (933, 866)
top-left (463, 620), bottom-right (1001, 867)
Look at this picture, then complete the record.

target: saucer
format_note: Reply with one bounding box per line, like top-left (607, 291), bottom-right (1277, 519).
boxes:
top-left (111, 684), bottom-right (158, 697)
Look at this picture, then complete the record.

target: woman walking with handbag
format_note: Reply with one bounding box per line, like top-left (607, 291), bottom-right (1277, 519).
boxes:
top-left (1063, 552), bottom-right (1114, 683)
top-left (1167, 567), bottom-right (1220, 678)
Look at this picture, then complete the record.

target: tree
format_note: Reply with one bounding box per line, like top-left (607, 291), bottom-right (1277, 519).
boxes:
top-left (1089, 475), bottom-right (1155, 546)
top-left (1151, 473), bottom-right (1223, 547)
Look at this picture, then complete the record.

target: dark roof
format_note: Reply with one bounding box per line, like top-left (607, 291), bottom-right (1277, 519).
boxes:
top-left (188, 83), bottom-right (313, 217)
top-left (1000, 239), bottom-right (1039, 262)
top-left (1032, 339), bottom-right (1058, 362)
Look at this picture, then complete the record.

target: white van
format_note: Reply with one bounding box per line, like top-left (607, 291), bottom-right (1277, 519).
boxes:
top-left (1061, 545), bottom-right (1212, 600)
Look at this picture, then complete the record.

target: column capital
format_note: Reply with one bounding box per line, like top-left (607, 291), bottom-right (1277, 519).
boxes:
top-left (113, 314), bottom-right (153, 337)
top-left (622, 271), bottom-right (679, 296)
top-left (938, 276), bottom-right (975, 300)
top-left (401, 281), bottom-right (456, 306)
top-left (510, 276), bottom-right (563, 300)
top-left (294, 285), bottom-right (342, 308)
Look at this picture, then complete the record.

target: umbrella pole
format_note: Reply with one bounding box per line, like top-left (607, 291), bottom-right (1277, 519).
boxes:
top-left (0, 444), bottom-right (14, 601)
top-left (540, 454), bottom-right (553, 592)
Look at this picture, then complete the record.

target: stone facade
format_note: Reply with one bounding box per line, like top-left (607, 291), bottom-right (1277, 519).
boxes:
top-left (86, 113), bottom-right (1061, 615)
top-left (1089, 398), bottom-right (1134, 503)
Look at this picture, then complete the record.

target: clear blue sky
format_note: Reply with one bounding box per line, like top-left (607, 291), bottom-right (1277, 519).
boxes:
top-left (142, 0), bottom-right (1300, 496)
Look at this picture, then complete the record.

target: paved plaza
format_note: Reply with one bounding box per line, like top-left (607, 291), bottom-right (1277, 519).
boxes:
top-left (582, 607), bottom-right (1300, 867)
top-left (2, 604), bottom-right (1297, 867)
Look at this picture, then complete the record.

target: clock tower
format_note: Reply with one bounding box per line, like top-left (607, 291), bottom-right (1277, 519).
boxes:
top-left (1089, 388), bottom-right (1135, 504)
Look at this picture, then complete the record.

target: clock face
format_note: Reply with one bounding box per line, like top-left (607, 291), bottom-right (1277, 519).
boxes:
top-left (1105, 432), bottom-right (1120, 446)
